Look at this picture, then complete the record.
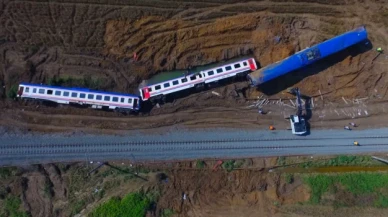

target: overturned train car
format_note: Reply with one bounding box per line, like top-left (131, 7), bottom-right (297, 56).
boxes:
top-left (247, 26), bottom-right (368, 86)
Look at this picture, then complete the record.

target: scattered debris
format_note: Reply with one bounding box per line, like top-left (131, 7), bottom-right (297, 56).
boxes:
top-left (156, 103), bottom-right (160, 108)
top-left (289, 99), bottom-right (295, 107)
top-left (212, 91), bottom-right (221, 97)
top-left (342, 97), bottom-right (348, 104)
top-left (311, 98), bottom-right (314, 108)
top-left (319, 89), bottom-right (323, 100)
top-left (344, 126), bottom-right (351, 130)
top-left (349, 122), bottom-right (358, 127)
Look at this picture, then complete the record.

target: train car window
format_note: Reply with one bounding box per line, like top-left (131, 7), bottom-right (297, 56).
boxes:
top-left (243, 61), bottom-right (248, 66)
top-left (121, 98), bottom-right (124, 103)
top-left (104, 96), bottom-right (110, 101)
top-left (47, 90), bottom-right (53, 95)
top-left (216, 68), bottom-right (223, 73)
top-left (225, 66), bottom-right (232, 71)
top-left (55, 90), bottom-right (61, 96)
top-left (164, 83), bottom-right (170, 88)
top-left (128, 98), bottom-right (132, 104)
top-left (64, 91), bottom-right (69, 97)
top-left (181, 78), bottom-right (188, 83)
top-left (173, 80), bottom-right (179, 85)
top-left (190, 75), bottom-right (196, 81)
top-left (155, 85), bottom-right (161, 90)
top-left (33, 88), bottom-right (37, 93)
top-left (71, 92), bottom-right (77, 97)
top-left (148, 88), bottom-right (152, 92)
top-left (96, 95), bottom-right (102, 100)
top-left (88, 94), bottom-right (94, 99)
top-left (234, 63), bottom-right (241, 68)
top-left (25, 87), bottom-right (30, 93)
top-left (112, 97), bottom-right (118, 102)
top-left (207, 71), bottom-right (214, 76)
top-left (80, 93), bottom-right (86, 98)
top-left (38, 89), bottom-right (45, 94)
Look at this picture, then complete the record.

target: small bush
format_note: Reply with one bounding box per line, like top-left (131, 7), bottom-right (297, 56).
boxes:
top-left (196, 160), bottom-right (205, 169)
top-left (0, 167), bottom-right (16, 179)
top-left (277, 157), bottom-right (286, 166)
top-left (70, 199), bottom-right (86, 216)
top-left (161, 209), bottom-right (175, 217)
top-left (6, 85), bottom-right (18, 99)
top-left (222, 160), bottom-right (235, 172)
top-left (285, 174), bottom-right (294, 184)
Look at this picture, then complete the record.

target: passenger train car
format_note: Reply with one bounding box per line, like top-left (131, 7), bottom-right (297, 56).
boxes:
top-left (247, 26), bottom-right (368, 86)
top-left (17, 83), bottom-right (141, 112)
top-left (139, 57), bottom-right (257, 102)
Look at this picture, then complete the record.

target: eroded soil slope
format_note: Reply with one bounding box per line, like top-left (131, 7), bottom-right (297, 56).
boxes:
top-left (0, 0), bottom-right (388, 132)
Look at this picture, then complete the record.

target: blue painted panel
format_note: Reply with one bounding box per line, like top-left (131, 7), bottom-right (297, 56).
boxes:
top-left (248, 26), bottom-right (368, 86)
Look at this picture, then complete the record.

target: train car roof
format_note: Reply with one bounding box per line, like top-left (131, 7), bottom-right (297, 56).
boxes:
top-left (140, 56), bottom-right (254, 87)
top-left (20, 82), bottom-right (139, 98)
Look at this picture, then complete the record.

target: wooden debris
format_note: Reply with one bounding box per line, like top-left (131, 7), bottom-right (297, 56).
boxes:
top-left (319, 90), bottom-right (323, 100)
top-left (289, 99), bottom-right (295, 107)
top-left (283, 103), bottom-right (296, 109)
top-left (342, 97), bottom-right (348, 104)
top-left (212, 91), bottom-right (221, 96)
top-left (311, 98), bottom-right (314, 108)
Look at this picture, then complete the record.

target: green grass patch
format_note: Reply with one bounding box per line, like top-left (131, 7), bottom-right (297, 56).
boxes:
top-left (88, 192), bottom-right (151, 217)
top-left (304, 172), bottom-right (388, 205)
top-left (300, 155), bottom-right (375, 168)
top-left (1, 195), bottom-right (29, 217)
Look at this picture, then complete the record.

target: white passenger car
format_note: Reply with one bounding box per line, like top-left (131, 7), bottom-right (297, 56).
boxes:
top-left (17, 83), bottom-right (141, 112)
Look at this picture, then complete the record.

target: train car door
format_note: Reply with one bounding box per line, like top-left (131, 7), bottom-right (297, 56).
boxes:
top-left (17, 86), bottom-right (24, 96)
top-left (142, 88), bottom-right (150, 100)
top-left (133, 98), bottom-right (138, 109)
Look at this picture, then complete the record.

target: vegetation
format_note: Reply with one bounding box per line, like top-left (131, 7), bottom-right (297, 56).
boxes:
top-left (222, 160), bottom-right (235, 172)
top-left (88, 192), bottom-right (151, 217)
top-left (47, 76), bottom-right (103, 89)
top-left (196, 160), bottom-right (205, 169)
top-left (304, 172), bottom-right (388, 206)
top-left (0, 195), bottom-right (29, 217)
top-left (300, 155), bottom-right (375, 168)
top-left (285, 173), bottom-right (294, 184)
top-left (70, 199), bottom-right (86, 216)
top-left (6, 85), bottom-right (18, 99)
top-left (161, 209), bottom-right (175, 217)
top-left (277, 156), bottom-right (286, 166)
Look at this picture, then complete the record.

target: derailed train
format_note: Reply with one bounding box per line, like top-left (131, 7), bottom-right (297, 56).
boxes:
top-left (17, 26), bottom-right (368, 113)
top-left (17, 57), bottom-right (257, 112)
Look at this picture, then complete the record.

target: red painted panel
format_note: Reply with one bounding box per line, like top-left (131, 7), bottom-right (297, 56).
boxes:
top-left (248, 59), bottom-right (256, 70)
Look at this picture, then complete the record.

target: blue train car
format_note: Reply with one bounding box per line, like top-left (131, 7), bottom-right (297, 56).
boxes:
top-left (247, 26), bottom-right (368, 86)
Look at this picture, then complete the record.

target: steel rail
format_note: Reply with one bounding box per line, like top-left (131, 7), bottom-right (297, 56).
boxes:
top-left (1, 143), bottom-right (388, 155)
top-left (2, 135), bottom-right (388, 148)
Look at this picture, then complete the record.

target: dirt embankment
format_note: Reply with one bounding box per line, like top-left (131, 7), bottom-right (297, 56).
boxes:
top-left (1, 0), bottom-right (388, 133)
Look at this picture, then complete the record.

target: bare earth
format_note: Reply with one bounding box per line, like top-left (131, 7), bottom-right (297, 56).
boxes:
top-left (1, 1), bottom-right (388, 217)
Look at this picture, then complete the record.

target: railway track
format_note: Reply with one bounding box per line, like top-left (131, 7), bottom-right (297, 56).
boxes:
top-left (1, 136), bottom-right (388, 155)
